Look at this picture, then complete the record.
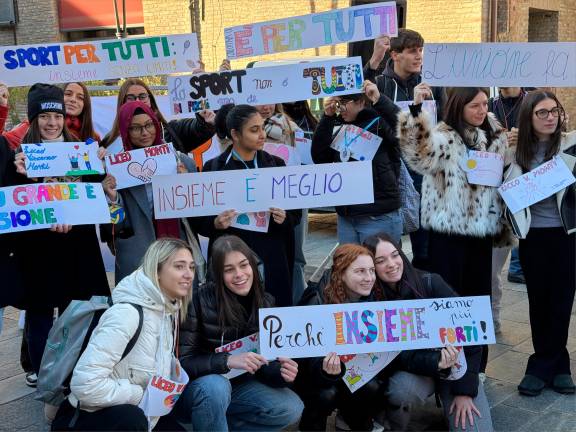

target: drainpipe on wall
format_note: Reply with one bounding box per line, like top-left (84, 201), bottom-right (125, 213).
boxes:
top-left (490, 0), bottom-right (498, 42)
top-left (189, 0), bottom-right (203, 62)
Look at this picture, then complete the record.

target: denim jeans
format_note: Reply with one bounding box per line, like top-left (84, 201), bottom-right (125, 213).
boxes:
top-left (337, 209), bottom-right (403, 245)
top-left (508, 247), bottom-right (523, 276)
top-left (293, 209), bottom-right (308, 305)
top-left (175, 374), bottom-right (303, 431)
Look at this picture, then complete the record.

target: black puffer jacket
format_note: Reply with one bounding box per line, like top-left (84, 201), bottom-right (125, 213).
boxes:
top-left (179, 281), bottom-right (287, 387)
top-left (311, 95), bottom-right (401, 217)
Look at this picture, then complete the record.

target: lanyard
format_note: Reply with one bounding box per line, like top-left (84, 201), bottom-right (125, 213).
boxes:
top-left (225, 148), bottom-right (259, 169)
top-left (344, 117), bottom-right (379, 150)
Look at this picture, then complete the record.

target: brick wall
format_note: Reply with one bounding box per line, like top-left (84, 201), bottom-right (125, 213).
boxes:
top-left (193, 0), bottom-right (351, 71)
top-left (0, 0), bottom-right (61, 46)
top-left (405, 0), bottom-right (485, 42)
top-left (141, 0), bottom-right (191, 36)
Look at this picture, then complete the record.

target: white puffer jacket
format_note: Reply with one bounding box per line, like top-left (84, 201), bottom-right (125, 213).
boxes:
top-left (69, 269), bottom-right (180, 428)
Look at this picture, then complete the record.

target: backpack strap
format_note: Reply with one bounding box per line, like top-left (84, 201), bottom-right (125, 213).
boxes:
top-left (120, 303), bottom-right (144, 361)
top-left (424, 273), bottom-right (432, 294)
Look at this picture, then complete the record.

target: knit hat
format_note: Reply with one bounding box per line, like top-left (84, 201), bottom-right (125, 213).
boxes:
top-left (27, 83), bottom-right (66, 122)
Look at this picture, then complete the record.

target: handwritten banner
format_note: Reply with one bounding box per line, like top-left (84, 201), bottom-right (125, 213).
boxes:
top-left (215, 333), bottom-right (260, 379)
top-left (168, 57), bottom-right (364, 115)
top-left (0, 182), bottom-right (110, 234)
top-left (422, 42), bottom-right (576, 87)
top-left (152, 161), bottom-right (374, 219)
top-left (258, 296), bottom-right (495, 359)
top-left (21, 141), bottom-right (104, 178)
top-left (224, 2), bottom-right (397, 59)
top-left (1, 34), bottom-right (200, 86)
top-left (230, 211), bottom-right (271, 233)
top-left (104, 143), bottom-right (177, 190)
top-left (459, 150), bottom-right (504, 187)
top-left (498, 156), bottom-right (576, 214)
top-left (331, 125), bottom-right (382, 162)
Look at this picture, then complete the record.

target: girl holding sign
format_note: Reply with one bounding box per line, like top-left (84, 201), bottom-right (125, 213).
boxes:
top-left (398, 87), bottom-right (512, 371)
top-left (101, 101), bottom-right (204, 284)
top-left (198, 104), bottom-right (300, 307)
top-left (51, 238), bottom-right (194, 431)
top-left (312, 80), bottom-right (403, 244)
top-left (101, 78), bottom-right (216, 154)
top-left (177, 235), bottom-right (304, 431)
top-left (504, 91), bottom-right (576, 396)
top-left (6, 84), bottom-right (110, 376)
top-left (363, 232), bottom-right (493, 431)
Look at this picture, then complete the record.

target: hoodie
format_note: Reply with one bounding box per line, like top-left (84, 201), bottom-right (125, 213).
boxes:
top-left (118, 101), bottom-right (163, 151)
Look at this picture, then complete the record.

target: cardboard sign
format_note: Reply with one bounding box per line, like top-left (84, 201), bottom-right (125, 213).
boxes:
top-left (342, 351), bottom-right (399, 393)
top-left (258, 296), bottom-right (495, 359)
top-left (395, 100), bottom-right (438, 126)
top-left (0, 34), bottom-right (200, 87)
top-left (230, 211), bottom-right (271, 233)
top-left (168, 57), bottom-right (364, 116)
top-left (330, 125), bottom-right (382, 162)
top-left (21, 141), bottom-right (104, 178)
top-left (0, 182), bottom-right (110, 234)
top-left (138, 357), bottom-right (189, 417)
top-left (215, 333), bottom-right (260, 379)
top-left (263, 143), bottom-right (302, 166)
top-left (104, 143), bottom-right (178, 189)
top-left (459, 150), bottom-right (504, 187)
top-left (294, 131), bottom-right (314, 165)
top-left (422, 42), bottom-right (576, 87)
top-left (498, 156), bottom-right (576, 214)
top-left (224, 2), bottom-right (397, 59)
top-left (152, 161), bottom-right (374, 218)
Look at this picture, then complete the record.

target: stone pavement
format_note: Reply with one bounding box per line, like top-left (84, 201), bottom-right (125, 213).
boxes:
top-left (1, 212), bottom-right (575, 431)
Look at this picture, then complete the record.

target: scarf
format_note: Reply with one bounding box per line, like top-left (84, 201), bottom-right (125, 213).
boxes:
top-left (66, 116), bottom-right (82, 140)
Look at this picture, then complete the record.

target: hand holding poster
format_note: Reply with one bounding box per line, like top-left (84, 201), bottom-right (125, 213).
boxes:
top-left (104, 143), bottom-right (177, 189)
top-left (168, 57), bottom-right (364, 116)
top-left (498, 156), bottom-right (576, 213)
top-left (1, 34), bottom-right (200, 86)
top-left (138, 358), bottom-right (189, 417)
top-left (215, 333), bottom-right (260, 379)
top-left (0, 182), bottom-right (110, 234)
top-left (422, 42), bottom-right (576, 87)
top-left (258, 296), bottom-right (495, 359)
top-left (21, 142), bottom-right (104, 178)
top-left (152, 161), bottom-right (374, 218)
top-left (224, 2), bottom-right (397, 59)
top-left (230, 211), bottom-right (271, 233)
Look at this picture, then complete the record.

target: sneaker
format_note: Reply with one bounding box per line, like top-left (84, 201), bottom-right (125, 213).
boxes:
top-left (25, 372), bottom-right (37, 387)
top-left (518, 374), bottom-right (545, 396)
top-left (507, 273), bottom-right (526, 284)
top-left (552, 374), bottom-right (576, 394)
top-left (479, 372), bottom-right (487, 384)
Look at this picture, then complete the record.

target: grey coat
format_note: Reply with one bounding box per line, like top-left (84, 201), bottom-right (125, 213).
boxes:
top-left (113, 152), bottom-right (197, 283)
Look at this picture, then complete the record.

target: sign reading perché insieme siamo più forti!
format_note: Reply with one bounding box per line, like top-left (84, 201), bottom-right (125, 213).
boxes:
top-left (0, 34), bottom-right (200, 87)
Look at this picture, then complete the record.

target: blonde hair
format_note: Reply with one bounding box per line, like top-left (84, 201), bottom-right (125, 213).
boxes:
top-left (141, 238), bottom-right (194, 322)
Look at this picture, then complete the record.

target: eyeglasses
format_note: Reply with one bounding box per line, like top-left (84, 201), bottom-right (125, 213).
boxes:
top-left (128, 121), bottom-right (155, 135)
top-left (534, 107), bottom-right (563, 119)
top-left (335, 100), bottom-right (353, 112)
top-left (125, 93), bottom-right (150, 102)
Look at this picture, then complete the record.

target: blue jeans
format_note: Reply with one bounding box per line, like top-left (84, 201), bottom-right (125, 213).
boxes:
top-left (175, 374), bottom-right (303, 431)
top-left (293, 209), bottom-right (308, 305)
top-left (337, 210), bottom-right (403, 245)
top-left (508, 247), bottom-right (523, 276)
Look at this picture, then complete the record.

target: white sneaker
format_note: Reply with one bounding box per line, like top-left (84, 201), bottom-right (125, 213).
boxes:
top-left (479, 372), bottom-right (487, 384)
top-left (25, 372), bottom-right (37, 387)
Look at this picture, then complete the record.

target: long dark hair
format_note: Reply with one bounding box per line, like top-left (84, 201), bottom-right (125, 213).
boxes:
top-left (209, 235), bottom-right (265, 329)
top-left (22, 116), bottom-right (75, 144)
top-left (443, 87), bottom-right (496, 149)
top-left (282, 101), bottom-right (318, 132)
top-left (63, 82), bottom-right (99, 141)
top-left (515, 90), bottom-right (564, 172)
top-left (102, 78), bottom-right (169, 147)
top-left (363, 232), bottom-right (425, 300)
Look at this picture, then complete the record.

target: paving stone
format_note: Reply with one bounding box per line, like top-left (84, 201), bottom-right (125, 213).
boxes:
top-left (0, 393), bottom-right (44, 432)
top-left (522, 409), bottom-right (576, 432)
top-left (486, 350), bottom-right (530, 384)
top-left (0, 373), bottom-right (36, 406)
top-left (487, 343), bottom-right (511, 362)
top-left (490, 403), bottom-right (538, 431)
top-left (502, 388), bottom-right (563, 413)
top-left (495, 320), bottom-right (532, 347)
top-left (548, 394), bottom-right (576, 414)
top-left (500, 289), bottom-right (528, 307)
top-left (483, 378), bottom-right (517, 408)
top-left (0, 325), bottom-right (22, 343)
top-left (0, 335), bottom-right (23, 369)
top-left (501, 299), bottom-right (530, 325)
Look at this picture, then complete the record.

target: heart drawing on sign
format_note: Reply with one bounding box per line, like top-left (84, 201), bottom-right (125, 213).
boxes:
top-left (73, 145), bottom-right (80, 150)
top-left (127, 158), bottom-right (158, 183)
top-left (263, 144), bottom-right (290, 163)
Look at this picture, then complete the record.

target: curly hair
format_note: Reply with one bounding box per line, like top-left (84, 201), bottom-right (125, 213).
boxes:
top-left (324, 244), bottom-right (378, 304)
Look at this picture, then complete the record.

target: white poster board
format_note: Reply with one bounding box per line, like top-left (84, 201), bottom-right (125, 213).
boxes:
top-left (152, 161), bottom-right (374, 218)
top-left (104, 143), bottom-right (178, 189)
top-left (459, 150), bottom-right (504, 187)
top-left (21, 141), bottom-right (104, 178)
top-left (342, 351), bottom-right (399, 393)
top-left (258, 296), bottom-right (495, 359)
top-left (168, 57), bottom-right (364, 116)
top-left (215, 333), bottom-right (260, 379)
top-left (230, 211), bottom-right (271, 233)
top-left (0, 34), bottom-right (200, 87)
top-left (498, 156), bottom-right (575, 213)
top-left (224, 2), bottom-right (397, 59)
top-left (422, 42), bottom-right (576, 87)
top-left (0, 182), bottom-right (110, 234)
top-left (263, 143), bottom-right (302, 166)
top-left (330, 125), bottom-right (382, 162)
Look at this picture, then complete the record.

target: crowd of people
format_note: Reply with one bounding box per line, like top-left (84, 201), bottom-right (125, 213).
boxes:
top-left (0, 26), bottom-right (574, 432)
